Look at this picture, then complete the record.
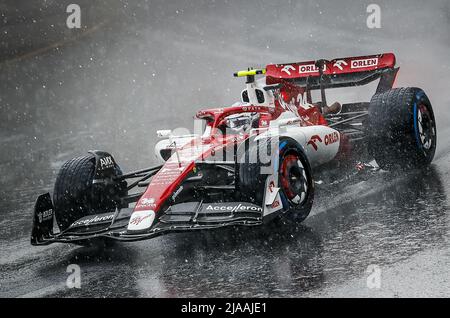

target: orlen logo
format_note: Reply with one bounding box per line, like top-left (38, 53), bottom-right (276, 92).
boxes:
top-left (351, 57), bottom-right (378, 69)
top-left (281, 65), bottom-right (296, 75)
top-left (307, 135), bottom-right (323, 151)
top-left (299, 64), bottom-right (326, 74)
top-left (324, 132), bottom-right (339, 146)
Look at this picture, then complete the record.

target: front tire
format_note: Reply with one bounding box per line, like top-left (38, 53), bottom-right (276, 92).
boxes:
top-left (239, 137), bottom-right (314, 222)
top-left (53, 155), bottom-right (125, 231)
top-left (277, 138), bottom-right (314, 222)
top-left (367, 87), bottom-right (437, 170)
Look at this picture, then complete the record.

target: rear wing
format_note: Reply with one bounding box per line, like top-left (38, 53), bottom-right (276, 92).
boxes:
top-left (265, 53), bottom-right (398, 93)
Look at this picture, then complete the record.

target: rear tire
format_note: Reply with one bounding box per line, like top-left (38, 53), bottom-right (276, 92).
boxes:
top-left (367, 87), bottom-right (437, 170)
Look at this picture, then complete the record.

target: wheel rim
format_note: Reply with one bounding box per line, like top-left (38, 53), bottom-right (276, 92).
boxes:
top-left (280, 154), bottom-right (308, 205)
top-left (416, 103), bottom-right (436, 153)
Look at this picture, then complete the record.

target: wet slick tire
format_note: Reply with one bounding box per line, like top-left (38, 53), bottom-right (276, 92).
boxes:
top-left (53, 155), bottom-right (97, 231)
top-left (367, 87), bottom-right (437, 170)
top-left (277, 138), bottom-right (314, 222)
top-left (239, 137), bottom-right (314, 222)
top-left (53, 154), bottom-right (124, 234)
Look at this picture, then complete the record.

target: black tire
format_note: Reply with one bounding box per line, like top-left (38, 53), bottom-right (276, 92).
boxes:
top-left (277, 138), bottom-right (314, 222)
top-left (53, 155), bottom-right (124, 231)
top-left (367, 87), bottom-right (437, 170)
top-left (238, 138), bottom-right (272, 203)
top-left (53, 155), bottom-right (96, 230)
top-left (239, 137), bottom-right (314, 222)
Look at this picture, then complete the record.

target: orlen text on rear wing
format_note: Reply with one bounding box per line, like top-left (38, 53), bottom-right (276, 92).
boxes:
top-left (265, 53), bottom-right (398, 94)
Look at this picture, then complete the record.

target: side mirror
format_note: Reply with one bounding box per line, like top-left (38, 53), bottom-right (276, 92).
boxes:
top-left (157, 130), bottom-right (172, 138)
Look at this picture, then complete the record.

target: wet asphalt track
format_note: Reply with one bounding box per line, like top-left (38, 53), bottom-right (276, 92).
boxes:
top-left (0, 1), bottom-right (450, 297)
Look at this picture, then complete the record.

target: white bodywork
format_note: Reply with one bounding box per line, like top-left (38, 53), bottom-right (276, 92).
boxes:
top-left (256, 111), bottom-right (340, 216)
top-left (256, 111), bottom-right (340, 168)
top-left (154, 133), bottom-right (197, 164)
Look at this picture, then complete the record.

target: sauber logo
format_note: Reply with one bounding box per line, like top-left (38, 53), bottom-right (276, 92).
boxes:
top-left (324, 132), bottom-right (339, 145)
top-left (307, 135), bottom-right (323, 151)
top-left (351, 57), bottom-right (378, 69)
top-left (281, 65), bottom-right (296, 75)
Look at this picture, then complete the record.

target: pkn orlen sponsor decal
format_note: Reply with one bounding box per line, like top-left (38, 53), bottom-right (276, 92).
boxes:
top-left (324, 132), bottom-right (339, 146)
top-left (351, 57), bottom-right (378, 69)
top-left (205, 203), bottom-right (263, 213)
top-left (308, 132), bottom-right (339, 151)
top-left (281, 64), bottom-right (296, 75)
top-left (298, 63), bottom-right (326, 74)
top-left (333, 59), bottom-right (348, 71)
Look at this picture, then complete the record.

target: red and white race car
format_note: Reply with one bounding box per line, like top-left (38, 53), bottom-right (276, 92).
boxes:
top-left (31, 53), bottom-right (437, 246)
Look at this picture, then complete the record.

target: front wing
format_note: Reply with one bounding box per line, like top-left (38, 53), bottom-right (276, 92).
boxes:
top-left (31, 194), bottom-right (266, 245)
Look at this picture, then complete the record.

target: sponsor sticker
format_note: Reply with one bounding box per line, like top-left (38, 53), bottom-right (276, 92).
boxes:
top-left (37, 209), bottom-right (53, 223)
top-left (281, 65), bottom-right (296, 75)
top-left (298, 64), bottom-right (326, 74)
top-left (333, 59), bottom-right (348, 71)
top-left (351, 57), bottom-right (378, 69)
top-left (270, 200), bottom-right (280, 209)
top-left (171, 186), bottom-right (183, 201)
top-left (138, 197), bottom-right (156, 208)
top-left (324, 132), bottom-right (339, 145)
top-left (204, 203), bottom-right (262, 213)
top-left (127, 210), bottom-right (155, 231)
top-left (99, 156), bottom-right (114, 170)
top-left (71, 213), bottom-right (114, 227)
top-left (307, 135), bottom-right (323, 151)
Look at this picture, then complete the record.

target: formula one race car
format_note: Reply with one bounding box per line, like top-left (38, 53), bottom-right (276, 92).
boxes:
top-left (31, 53), bottom-right (437, 246)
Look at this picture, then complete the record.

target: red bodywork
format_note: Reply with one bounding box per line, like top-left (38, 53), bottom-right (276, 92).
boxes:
top-left (265, 53), bottom-right (396, 84)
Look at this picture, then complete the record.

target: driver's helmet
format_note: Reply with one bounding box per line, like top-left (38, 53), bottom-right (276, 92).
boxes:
top-left (225, 113), bottom-right (259, 133)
